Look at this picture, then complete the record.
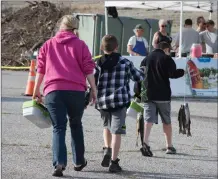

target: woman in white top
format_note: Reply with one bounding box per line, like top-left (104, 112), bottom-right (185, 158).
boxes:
top-left (127, 24), bottom-right (149, 56)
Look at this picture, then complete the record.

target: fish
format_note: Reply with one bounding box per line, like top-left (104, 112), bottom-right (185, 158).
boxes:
top-left (136, 113), bottom-right (144, 147)
top-left (184, 103), bottom-right (191, 137)
top-left (178, 105), bottom-right (184, 134)
top-left (178, 103), bottom-right (192, 137)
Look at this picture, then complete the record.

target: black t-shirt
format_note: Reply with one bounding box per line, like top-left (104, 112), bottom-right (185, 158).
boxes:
top-left (140, 49), bottom-right (184, 101)
top-left (157, 31), bottom-right (172, 46)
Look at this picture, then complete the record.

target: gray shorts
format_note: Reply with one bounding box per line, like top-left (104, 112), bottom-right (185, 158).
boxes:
top-left (144, 101), bottom-right (171, 124)
top-left (100, 107), bottom-right (127, 134)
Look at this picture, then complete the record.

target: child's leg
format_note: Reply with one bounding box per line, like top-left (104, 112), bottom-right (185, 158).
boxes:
top-left (140, 102), bottom-right (157, 157)
top-left (109, 107), bottom-right (126, 172)
top-left (101, 110), bottom-right (112, 147)
top-left (143, 102), bottom-right (157, 145)
top-left (111, 134), bottom-right (121, 160)
top-left (100, 110), bottom-right (112, 167)
top-left (143, 122), bottom-right (153, 145)
top-left (103, 128), bottom-right (112, 148)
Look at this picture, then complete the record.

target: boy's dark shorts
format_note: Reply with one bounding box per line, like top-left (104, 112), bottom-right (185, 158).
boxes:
top-left (100, 107), bottom-right (127, 134)
top-left (144, 101), bottom-right (171, 124)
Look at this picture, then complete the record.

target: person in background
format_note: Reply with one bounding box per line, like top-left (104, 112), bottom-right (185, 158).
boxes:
top-left (96, 35), bottom-right (144, 172)
top-left (32, 15), bottom-right (96, 177)
top-left (175, 19), bottom-right (201, 55)
top-left (127, 24), bottom-right (149, 56)
top-left (200, 20), bottom-right (218, 54)
top-left (196, 16), bottom-right (206, 33)
top-left (152, 19), bottom-right (172, 49)
top-left (140, 42), bottom-right (184, 157)
top-left (196, 16), bottom-right (206, 52)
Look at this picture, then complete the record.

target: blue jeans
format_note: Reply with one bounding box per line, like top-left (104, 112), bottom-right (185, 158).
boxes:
top-left (45, 90), bottom-right (86, 168)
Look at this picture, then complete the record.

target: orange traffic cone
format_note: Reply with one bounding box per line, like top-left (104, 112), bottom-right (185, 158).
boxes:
top-left (23, 60), bottom-right (36, 96)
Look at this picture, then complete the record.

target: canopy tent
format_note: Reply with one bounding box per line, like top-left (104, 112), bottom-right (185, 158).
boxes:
top-left (105, 1), bottom-right (217, 13)
top-left (104, 1), bottom-right (217, 57)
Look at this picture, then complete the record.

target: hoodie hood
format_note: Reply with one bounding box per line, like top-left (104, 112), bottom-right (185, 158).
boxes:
top-left (97, 52), bottom-right (121, 71)
top-left (55, 30), bottom-right (77, 44)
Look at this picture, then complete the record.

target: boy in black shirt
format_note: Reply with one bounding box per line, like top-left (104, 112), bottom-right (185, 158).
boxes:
top-left (140, 42), bottom-right (184, 156)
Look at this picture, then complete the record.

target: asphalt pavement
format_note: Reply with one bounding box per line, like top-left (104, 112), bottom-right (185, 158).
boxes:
top-left (1, 71), bottom-right (217, 179)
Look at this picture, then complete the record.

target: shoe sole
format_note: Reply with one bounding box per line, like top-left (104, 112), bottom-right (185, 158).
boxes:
top-left (101, 154), bottom-right (111, 167)
top-left (140, 148), bottom-right (153, 157)
top-left (74, 161), bottom-right (87, 171)
top-left (166, 151), bottom-right (176, 154)
top-left (109, 168), bottom-right (122, 173)
top-left (52, 170), bottom-right (63, 177)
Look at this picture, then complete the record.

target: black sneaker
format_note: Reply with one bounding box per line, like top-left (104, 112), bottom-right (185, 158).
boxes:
top-left (166, 146), bottom-right (176, 154)
top-left (140, 143), bottom-right (153, 157)
top-left (52, 165), bottom-right (64, 177)
top-left (101, 147), bottom-right (112, 167)
top-left (74, 160), bottom-right (87, 171)
top-left (109, 158), bottom-right (122, 173)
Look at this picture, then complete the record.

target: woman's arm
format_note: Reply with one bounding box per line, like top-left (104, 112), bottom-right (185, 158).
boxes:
top-left (32, 44), bottom-right (46, 102)
top-left (152, 32), bottom-right (159, 49)
top-left (33, 73), bottom-right (44, 103)
top-left (82, 42), bottom-right (97, 104)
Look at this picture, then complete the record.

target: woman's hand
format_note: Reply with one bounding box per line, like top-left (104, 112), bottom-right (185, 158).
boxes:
top-left (87, 74), bottom-right (97, 106)
top-left (32, 88), bottom-right (42, 103)
top-left (32, 73), bottom-right (44, 103)
top-left (89, 88), bottom-right (97, 106)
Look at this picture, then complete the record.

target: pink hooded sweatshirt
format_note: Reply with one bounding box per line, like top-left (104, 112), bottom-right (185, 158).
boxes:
top-left (37, 31), bottom-right (95, 96)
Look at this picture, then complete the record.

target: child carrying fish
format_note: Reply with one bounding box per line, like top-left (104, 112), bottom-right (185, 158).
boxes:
top-left (138, 42), bottom-right (185, 156)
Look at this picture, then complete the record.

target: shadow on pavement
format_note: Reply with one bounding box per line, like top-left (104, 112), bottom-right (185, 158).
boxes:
top-left (62, 170), bottom-right (217, 179)
top-left (153, 154), bottom-right (217, 162)
top-left (60, 175), bottom-right (100, 179)
top-left (73, 170), bottom-right (217, 179)
top-left (1, 96), bottom-right (29, 103)
top-left (121, 171), bottom-right (217, 179)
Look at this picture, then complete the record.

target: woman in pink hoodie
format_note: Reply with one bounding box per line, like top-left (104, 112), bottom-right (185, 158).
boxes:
top-left (32, 15), bottom-right (96, 177)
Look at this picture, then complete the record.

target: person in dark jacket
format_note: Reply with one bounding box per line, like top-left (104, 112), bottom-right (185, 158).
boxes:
top-left (140, 42), bottom-right (184, 156)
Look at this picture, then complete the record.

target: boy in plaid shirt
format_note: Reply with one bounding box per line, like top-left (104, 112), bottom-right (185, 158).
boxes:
top-left (94, 35), bottom-right (144, 172)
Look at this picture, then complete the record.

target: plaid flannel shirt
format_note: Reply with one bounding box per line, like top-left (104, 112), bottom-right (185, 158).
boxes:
top-left (95, 56), bottom-right (144, 110)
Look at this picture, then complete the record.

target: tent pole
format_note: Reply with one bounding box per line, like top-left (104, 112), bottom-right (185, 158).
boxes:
top-left (145, 19), bottom-right (152, 52)
top-left (105, 7), bottom-right (109, 35)
top-left (209, 12), bottom-right (212, 20)
top-left (179, 1), bottom-right (183, 58)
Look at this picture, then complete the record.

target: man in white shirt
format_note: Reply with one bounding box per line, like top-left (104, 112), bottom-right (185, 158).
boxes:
top-left (175, 19), bottom-right (201, 54)
top-left (200, 20), bottom-right (218, 54)
top-left (127, 24), bottom-right (149, 56)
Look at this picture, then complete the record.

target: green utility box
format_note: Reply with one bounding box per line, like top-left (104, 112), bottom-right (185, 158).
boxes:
top-left (76, 14), bottom-right (172, 56)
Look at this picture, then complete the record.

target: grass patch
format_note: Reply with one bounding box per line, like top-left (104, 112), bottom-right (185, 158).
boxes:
top-left (2, 143), bottom-right (28, 146)
top-left (192, 145), bottom-right (208, 150)
top-left (2, 112), bottom-right (13, 115)
top-left (39, 144), bottom-right (51, 149)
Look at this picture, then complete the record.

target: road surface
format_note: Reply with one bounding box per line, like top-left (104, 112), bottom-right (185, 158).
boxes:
top-left (1, 71), bottom-right (217, 179)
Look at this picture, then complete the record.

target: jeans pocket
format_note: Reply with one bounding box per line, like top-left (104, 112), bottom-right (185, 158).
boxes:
top-left (45, 91), bottom-right (61, 106)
